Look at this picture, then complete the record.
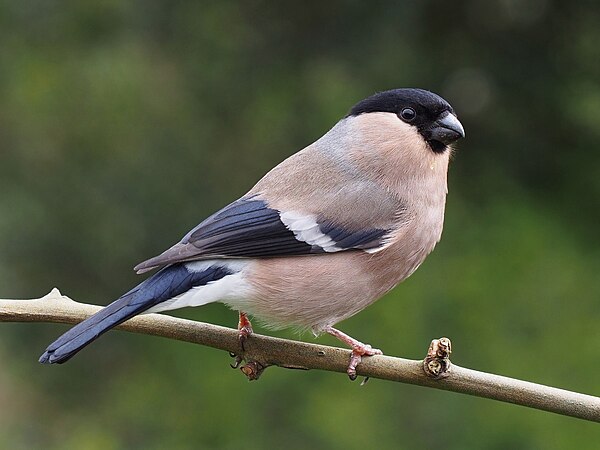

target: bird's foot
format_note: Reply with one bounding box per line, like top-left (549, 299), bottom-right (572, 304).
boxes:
top-left (230, 312), bottom-right (253, 369)
top-left (347, 343), bottom-right (382, 381)
top-left (325, 326), bottom-right (382, 381)
top-left (238, 311), bottom-right (253, 351)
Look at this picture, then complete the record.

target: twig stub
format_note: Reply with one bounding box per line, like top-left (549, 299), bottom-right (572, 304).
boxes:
top-left (240, 360), bottom-right (266, 381)
top-left (423, 337), bottom-right (452, 379)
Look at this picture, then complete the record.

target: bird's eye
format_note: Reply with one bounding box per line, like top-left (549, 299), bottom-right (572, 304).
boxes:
top-left (400, 107), bottom-right (416, 122)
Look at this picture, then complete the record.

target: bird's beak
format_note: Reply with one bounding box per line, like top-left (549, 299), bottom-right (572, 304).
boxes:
top-left (428, 112), bottom-right (465, 145)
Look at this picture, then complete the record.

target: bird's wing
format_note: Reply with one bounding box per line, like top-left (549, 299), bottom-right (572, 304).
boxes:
top-left (133, 195), bottom-right (396, 274)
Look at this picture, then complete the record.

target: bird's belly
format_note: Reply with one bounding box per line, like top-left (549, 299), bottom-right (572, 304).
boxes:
top-left (224, 252), bottom-right (409, 332)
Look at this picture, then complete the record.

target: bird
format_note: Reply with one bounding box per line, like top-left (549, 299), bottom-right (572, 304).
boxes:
top-left (39, 88), bottom-right (465, 379)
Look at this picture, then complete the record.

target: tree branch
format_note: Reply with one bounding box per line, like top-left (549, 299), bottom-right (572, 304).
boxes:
top-left (1, 289), bottom-right (599, 423)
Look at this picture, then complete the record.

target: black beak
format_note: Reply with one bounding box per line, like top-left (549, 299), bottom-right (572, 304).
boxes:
top-left (428, 112), bottom-right (465, 145)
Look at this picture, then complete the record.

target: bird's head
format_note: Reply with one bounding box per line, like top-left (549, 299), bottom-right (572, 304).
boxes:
top-left (347, 88), bottom-right (465, 154)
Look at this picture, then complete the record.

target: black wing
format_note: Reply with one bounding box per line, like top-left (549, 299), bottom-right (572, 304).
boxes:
top-left (134, 196), bottom-right (389, 273)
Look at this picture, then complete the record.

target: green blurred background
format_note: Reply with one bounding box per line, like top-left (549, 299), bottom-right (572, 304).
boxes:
top-left (1, 1), bottom-right (599, 449)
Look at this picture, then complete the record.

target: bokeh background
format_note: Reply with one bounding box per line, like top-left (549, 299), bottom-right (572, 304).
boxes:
top-left (1, 1), bottom-right (599, 449)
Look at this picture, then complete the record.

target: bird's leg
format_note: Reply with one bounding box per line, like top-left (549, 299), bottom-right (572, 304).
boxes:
top-left (230, 311), bottom-right (254, 369)
top-left (237, 311), bottom-right (253, 351)
top-left (325, 326), bottom-right (382, 381)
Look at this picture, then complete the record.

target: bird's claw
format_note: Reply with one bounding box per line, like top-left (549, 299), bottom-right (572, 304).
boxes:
top-left (230, 353), bottom-right (243, 369)
top-left (230, 312), bottom-right (253, 369)
top-left (324, 326), bottom-right (382, 381)
top-left (347, 343), bottom-right (382, 381)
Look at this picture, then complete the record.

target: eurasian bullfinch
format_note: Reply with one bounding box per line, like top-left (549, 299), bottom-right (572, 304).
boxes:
top-left (40, 88), bottom-right (465, 379)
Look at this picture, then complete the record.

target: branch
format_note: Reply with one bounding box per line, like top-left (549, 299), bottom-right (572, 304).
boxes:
top-left (1, 289), bottom-right (599, 423)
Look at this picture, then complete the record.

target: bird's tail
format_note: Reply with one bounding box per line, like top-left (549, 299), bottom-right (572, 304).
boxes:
top-left (39, 263), bottom-right (233, 364)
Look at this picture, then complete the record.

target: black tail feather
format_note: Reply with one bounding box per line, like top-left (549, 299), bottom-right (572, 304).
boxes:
top-left (39, 263), bottom-right (232, 364)
top-left (39, 292), bottom-right (154, 364)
